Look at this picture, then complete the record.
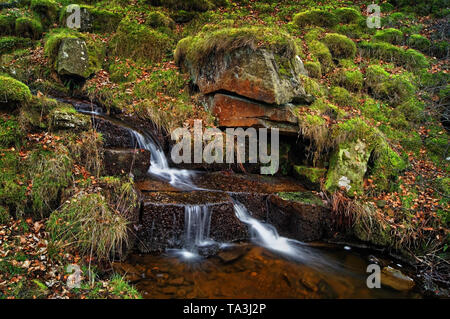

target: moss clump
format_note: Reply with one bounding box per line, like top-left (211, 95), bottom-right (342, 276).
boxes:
top-left (109, 18), bottom-right (172, 63)
top-left (407, 34), bottom-right (431, 52)
top-left (334, 7), bottom-right (362, 24)
top-left (299, 74), bottom-right (326, 99)
top-left (293, 9), bottom-right (338, 28)
top-left (0, 205), bottom-right (10, 224)
top-left (0, 14), bottom-right (16, 36)
top-left (14, 17), bottom-right (43, 39)
top-left (147, 0), bottom-right (215, 12)
top-left (333, 69), bottom-right (364, 92)
top-left (0, 36), bottom-right (32, 55)
top-left (30, 0), bottom-right (58, 27)
top-left (0, 116), bottom-right (23, 148)
top-left (0, 75), bottom-right (32, 108)
top-left (329, 86), bottom-right (357, 107)
top-left (322, 33), bottom-right (356, 58)
top-left (18, 96), bottom-right (61, 131)
top-left (304, 61), bottom-right (321, 78)
top-left (0, 151), bottom-right (27, 215)
top-left (146, 11), bottom-right (175, 29)
top-left (359, 41), bottom-right (429, 69)
top-left (397, 97), bottom-right (425, 123)
top-left (277, 191), bottom-right (324, 206)
top-left (307, 40), bottom-right (333, 72)
top-left (304, 27), bottom-right (324, 42)
top-left (373, 28), bottom-right (404, 45)
top-left (365, 65), bottom-right (390, 89)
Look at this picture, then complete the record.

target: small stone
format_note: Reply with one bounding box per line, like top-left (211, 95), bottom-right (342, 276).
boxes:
top-left (381, 266), bottom-right (415, 291)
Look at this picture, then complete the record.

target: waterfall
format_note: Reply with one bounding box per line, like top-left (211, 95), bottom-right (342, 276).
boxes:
top-left (129, 130), bottom-right (196, 189)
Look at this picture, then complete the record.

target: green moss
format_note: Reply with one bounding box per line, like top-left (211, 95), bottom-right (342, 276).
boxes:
top-left (147, 0), bottom-right (215, 12)
top-left (299, 74), bottom-right (325, 99)
top-left (60, 5), bottom-right (121, 33)
top-left (109, 274), bottom-right (142, 299)
top-left (0, 116), bottom-right (23, 148)
top-left (365, 64), bottom-right (390, 89)
top-left (0, 205), bottom-right (9, 224)
top-left (424, 124), bottom-right (449, 165)
top-left (333, 69), bottom-right (364, 92)
top-left (334, 23), bottom-right (365, 39)
top-left (0, 36), bottom-right (32, 55)
top-left (175, 26), bottom-right (298, 71)
top-left (322, 33), bottom-right (356, 59)
top-left (43, 28), bottom-right (80, 65)
top-left (304, 27), bottom-right (324, 42)
top-left (353, 203), bottom-right (393, 246)
top-left (397, 97), bottom-right (425, 123)
top-left (293, 9), bottom-right (338, 28)
top-left (0, 151), bottom-right (26, 215)
top-left (359, 41), bottom-right (429, 69)
top-left (373, 28), bottom-right (404, 45)
top-left (407, 34), bottom-right (430, 52)
top-left (109, 60), bottom-right (139, 83)
top-left (277, 191), bottom-right (324, 206)
top-left (304, 61), bottom-right (321, 78)
top-left (109, 18), bottom-right (172, 63)
top-left (14, 16), bottom-right (43, 39)
top-left (329, 86), bottom-right (357, 107)
top-left (307, 40), bottom-right (333, 72)
top-left (293, 166), bottom-right (326, 190)
top-left (0, 75), bottom-right (32, 108)
top-left (0, 14), bottom-right (16, 36)
top-left (18, 95), bottom-right (60, 131)
top-left (49, 104), bottom-right (91, 131)
top-left (30, 0), bottom-right (58, 27)
top-left (146, 10), bottom-right (175, 29)
top-left (334, 7), bottom-right (361, 24)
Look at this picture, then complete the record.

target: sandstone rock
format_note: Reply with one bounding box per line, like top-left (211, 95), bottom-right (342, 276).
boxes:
top-left (185, 47), bottom-right (310, 105)
top-left (381, 266), bottom-right (415, 291)
top-left (103, 148), bottom-right (151, 180)
top-left (325, 139), bottom-right (371, 195)
top-left (210, 93), bottom-right (299, 134)
top-left (56, 38), bottom-right (90, 78)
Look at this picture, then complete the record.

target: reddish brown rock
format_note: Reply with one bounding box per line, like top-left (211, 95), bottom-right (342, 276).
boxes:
top-left (210, 93), bottom-right (299, 134)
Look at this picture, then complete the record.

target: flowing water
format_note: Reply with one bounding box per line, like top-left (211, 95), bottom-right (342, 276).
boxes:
top-left (68, 99), bottom-right (423, 298)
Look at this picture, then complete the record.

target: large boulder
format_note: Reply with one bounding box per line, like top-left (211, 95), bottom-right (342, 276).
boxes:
top-left (176, 27), bottom-right (311, 105)
top-left (56, 37), bottom-right (90, 78)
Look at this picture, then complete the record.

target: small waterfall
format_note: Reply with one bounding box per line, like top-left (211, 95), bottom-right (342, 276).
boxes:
top-left (129, 130), bottom-right (196, 189)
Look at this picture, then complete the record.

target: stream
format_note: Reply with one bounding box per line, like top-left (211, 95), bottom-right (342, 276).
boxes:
top-left (67, 98), bottom-right (423, 299)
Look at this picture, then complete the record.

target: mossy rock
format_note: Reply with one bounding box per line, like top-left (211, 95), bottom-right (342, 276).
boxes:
top-left (334, 7), bottom-right (362, 24)
top-left (0, 14), bottom-right (16, 36)
top-left (373, 28), bottom-right (404, 45)
top-left (30, 0), bottom-right (58, 27)
top-left (146, 0), bottom-right (215, 12)
top-left (146, 10), bottom-right (175, 29)
top-left (56, 37), bottom-right (90, 78)
top-left (18, 95), bottom-right (62, 131)
top-left (293, 9), bottom-right (339, 28)
top-left (293, 166), bottom-right (326, 191)
top-left (109, 18), bottom-right (172, 63)
top-left (322, 33), bottom-right (356, 59)
top-left (49, 104), bottom-right (91, 131)
top-left (276, 191), bottom-right (324, 206)
top-left (407, 34), bottom-right (431, 53)
top-left (0, 75), bottom-right (31, 109)
top-left (329, 86), bottom-right (357, 107)
top-left (14, 16), bottom-right (43, 39)
top-left (308, 40), bottom-right (333, 72)
top-left (304, 61), bottom-right (321, 78)
top-left (333, 69), bottom-right (364, 92)
top-left (299, 74), bottom-right (325, 99)
top-left (0, 36), bottom-right (32, 55)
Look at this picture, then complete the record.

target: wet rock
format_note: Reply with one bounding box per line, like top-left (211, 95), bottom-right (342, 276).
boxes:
top-left (182, 47), bottom-right (310, 105)
top-left (56, 38), bottom-right (90, 79)
top-left (92, 117), bottom-right (136, 148)
top-left (381, 266), bottom-right (415, 291)
top-left (217, 245), bottom-right (250, 264)
top-left (266, 192), bottom-right (332, 242)
top-left (210, 93), bottom-right (299, 134)
top-left (103, 148), bottom-right (150, 181)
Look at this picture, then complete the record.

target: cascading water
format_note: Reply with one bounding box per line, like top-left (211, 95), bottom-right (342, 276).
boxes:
top-left (129, 130), bottom-right (196, 189)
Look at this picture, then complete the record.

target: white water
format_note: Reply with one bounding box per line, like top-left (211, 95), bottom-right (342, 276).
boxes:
top-left (129, 130), bottom-right (196, 189)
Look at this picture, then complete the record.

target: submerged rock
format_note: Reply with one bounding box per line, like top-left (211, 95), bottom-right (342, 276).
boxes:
top-left (56, 38), bottom-right (90, 79)
top-left (381, 266), bottom-right (415, 291)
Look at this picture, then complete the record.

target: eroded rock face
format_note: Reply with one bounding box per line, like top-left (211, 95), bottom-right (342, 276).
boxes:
top-left (56, 38), bottom-right (90, 78)
top-left (187, 47), bottom-right (309, 105)
top-left (210, 93), bottom-right (299, 134)
top-left (103, 148), bottom-right (151, 181)
top-left (325, 139), bottom-right (371, 195)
